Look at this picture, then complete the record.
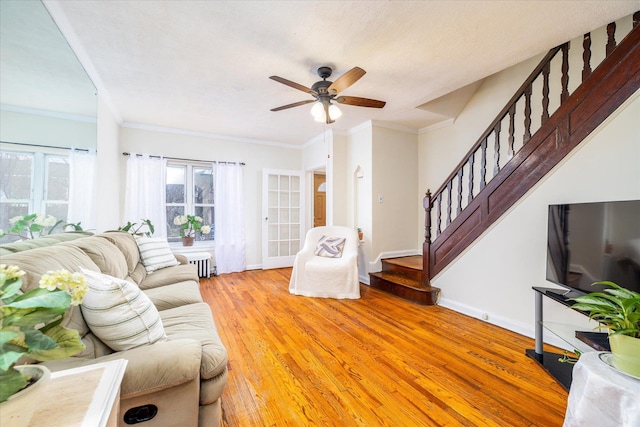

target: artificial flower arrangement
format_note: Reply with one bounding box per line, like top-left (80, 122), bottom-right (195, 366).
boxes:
top-left (173, 215), bottom-right (211, 238)
top-left (0, 265), bottom-right (88, 402)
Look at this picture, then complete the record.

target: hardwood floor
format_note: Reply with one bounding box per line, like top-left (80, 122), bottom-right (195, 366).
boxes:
top-left (200, 269), bottom-right (568, 426)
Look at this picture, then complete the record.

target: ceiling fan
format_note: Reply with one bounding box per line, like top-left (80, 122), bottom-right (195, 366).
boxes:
top-left (269, 66), bottom-right (386, 124)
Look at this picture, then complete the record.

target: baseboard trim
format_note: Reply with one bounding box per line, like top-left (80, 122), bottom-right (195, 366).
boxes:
top-left (368, 249), bottom-right (421, 273)
top-left (438, 297), bottom-right (572, 351)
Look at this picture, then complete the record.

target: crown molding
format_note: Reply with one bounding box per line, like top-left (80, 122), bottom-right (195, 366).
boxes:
top-left (121, 122), bottom-right (301, 149)
top-left (370, 120), bottom-right (419, 134)
top-left (418, 118), bottom-right (455, 133)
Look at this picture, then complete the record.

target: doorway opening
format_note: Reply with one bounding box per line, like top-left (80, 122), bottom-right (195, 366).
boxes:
top-left (313, 172), bottom-right (326, 227)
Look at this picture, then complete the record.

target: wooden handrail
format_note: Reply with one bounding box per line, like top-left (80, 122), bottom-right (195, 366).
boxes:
top-left (430, 46), bottom-right (563, 200)
top-left (422, 12), bottom-right (640, 285)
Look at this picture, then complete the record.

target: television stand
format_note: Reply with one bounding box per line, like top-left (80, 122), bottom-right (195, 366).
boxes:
top-left (526, 287), bottom-right (592, 390)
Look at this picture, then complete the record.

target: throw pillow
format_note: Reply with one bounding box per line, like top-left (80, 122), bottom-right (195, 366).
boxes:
top-left (79, 268), bottom-right (167, 351)
top-left (314, 235), bottom-right (346, 258)
top-left (134, 235), bottom-right (180, 273)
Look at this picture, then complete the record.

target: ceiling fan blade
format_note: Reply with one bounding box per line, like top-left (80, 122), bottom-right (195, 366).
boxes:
top-left (336, 96), bottom-right (386, 108)
top-left (269, 76), bottom-right (317, 96)
top-left (271, 99), bottom-right (316, 112)
top-left (327, 67), bottom-right (366, 95)
top-left (324, 102), bottom-right (335, 124)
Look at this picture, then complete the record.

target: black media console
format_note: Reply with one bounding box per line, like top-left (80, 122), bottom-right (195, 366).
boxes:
top-left (526, 287), bottom-right (601, 390)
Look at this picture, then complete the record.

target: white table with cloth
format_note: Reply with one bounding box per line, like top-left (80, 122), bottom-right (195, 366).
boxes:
top-left (563, 351), bottom-right (640, 427)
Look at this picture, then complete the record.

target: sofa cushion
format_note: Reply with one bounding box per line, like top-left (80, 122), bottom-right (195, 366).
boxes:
top-left (74, 332), bottom-right (114, 359)
top-left (126, 263), bottom-right (148, 286)
top-left (1, 245), bottom-right (100, 338)
top-left (160, 303), bottom-right (228, 380)
top-left (0, 231), bottom-right (93, 255)
top-left (138, 263), bottom-right (199, 290)
top-left (143, 281), bottom-right (203, 311)
top-left (63, 236), bottom-right (129, 279)
top-left (96, 231), bottom-right (141, 274)
top-left (80, 269), bottom-right (167, 351)
top-left (42, 338), bottom-right (202, 399)
top-left (134, 235), bottom-right (180, 273)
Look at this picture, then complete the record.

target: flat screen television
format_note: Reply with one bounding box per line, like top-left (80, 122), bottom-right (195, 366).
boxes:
top-left (546, 199), bottom-right (640, 297)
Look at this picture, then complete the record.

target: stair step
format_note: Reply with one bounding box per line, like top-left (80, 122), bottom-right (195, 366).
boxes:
top-left (383, 256), bottom-right (423, 270)
top-left (381, 256), bottom-right (423, 282)
top-left (369, 271), bottom-right (440, 306)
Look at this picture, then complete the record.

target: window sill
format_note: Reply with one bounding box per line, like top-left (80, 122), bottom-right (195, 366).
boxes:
top-left (169, 241), bottom-right (215, 252)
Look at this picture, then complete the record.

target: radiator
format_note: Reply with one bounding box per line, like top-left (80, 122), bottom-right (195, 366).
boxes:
top-left (184, 252), bottom-right (212, 279)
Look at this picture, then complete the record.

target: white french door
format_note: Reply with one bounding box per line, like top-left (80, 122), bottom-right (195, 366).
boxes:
top-left (262, 169), bottom-right (304, 269)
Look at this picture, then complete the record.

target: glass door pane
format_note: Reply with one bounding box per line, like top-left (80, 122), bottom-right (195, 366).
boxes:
top-left (262, 169), bottom-right (303, 269)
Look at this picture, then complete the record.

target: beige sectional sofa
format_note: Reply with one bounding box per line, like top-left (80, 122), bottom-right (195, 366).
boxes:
top-left (0, 231), bottom-right (227, 427)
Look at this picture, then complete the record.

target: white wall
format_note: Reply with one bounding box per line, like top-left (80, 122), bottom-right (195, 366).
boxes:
top-left (95, 95), bottom-right (121, 231)
top-left (418, 53), bottom-right (543, 193)
top-left (0, 109), bottom-right (96, 149)
top-left (371, 124), bottom-right (420, 264)
top-left (346, 124), bottom-right (373, 281)
top-left (118, 125), bottom-right (301, 269)
top-left (429, 92), bottom-right (640, 348)
top-left (331, 132), bottom-right (350, 226)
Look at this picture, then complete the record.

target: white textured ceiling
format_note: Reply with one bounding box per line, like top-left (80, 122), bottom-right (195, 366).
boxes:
top-left (38, 1), bottom-right (640, 144)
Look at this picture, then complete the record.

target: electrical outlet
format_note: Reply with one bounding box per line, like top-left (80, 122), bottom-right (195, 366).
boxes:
top-left (378, 194), bottom-right (383, 203)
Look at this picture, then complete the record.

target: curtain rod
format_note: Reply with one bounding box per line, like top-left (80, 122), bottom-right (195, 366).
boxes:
top-left (122, 152), bottom-right (245, 165)
top-left (1, 141), bottom-right (92, 153)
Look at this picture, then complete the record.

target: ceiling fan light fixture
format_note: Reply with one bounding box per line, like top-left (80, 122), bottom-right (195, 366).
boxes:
top-left (311, 101), bottom-right (341, 123)
top-left (272, 66), bottom-right (384, 122)
top-left (311, 102), bottom-right (324, 120)
top-left (329, 104), bottom-right (342, 120)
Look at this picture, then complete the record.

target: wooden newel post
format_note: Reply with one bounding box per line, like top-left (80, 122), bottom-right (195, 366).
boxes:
top-left (422, 189), bottom-right (432, 286)
top-left (424, 190), bottom-right (432, 242)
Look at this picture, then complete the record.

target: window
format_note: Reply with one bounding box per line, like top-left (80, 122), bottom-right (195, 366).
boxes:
top-left (0, 150), bottom-right (70, 242)
top-left (165, 162), bottom-right (214, 242)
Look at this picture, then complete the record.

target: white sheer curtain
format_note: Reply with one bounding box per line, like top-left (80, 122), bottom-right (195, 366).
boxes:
top-left (214, 162), bottom-right (246, 274)
top-left (123, 153), bottom-right (167, 237)
top-left (67, 149), bottom-right (97, 230)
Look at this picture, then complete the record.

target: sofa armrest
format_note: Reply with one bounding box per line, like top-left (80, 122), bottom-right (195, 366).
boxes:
top-left (43, 339), bottom-right (202, 399)
top-left (175, 254), bottom-right (189, 264)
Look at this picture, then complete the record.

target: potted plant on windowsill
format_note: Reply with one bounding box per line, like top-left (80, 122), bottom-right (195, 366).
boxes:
top-left (570, 281), bottom-right (640, 376)
top-left (173, 215), bottom-right (211, 246)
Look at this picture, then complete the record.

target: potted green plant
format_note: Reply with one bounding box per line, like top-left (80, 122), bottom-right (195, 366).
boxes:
top-left (570, 281), bottom-right (640, 376)
top-left (0, 264), bottom-right (88, 424)
top-left (1, 214), bottom-right (87, 242)
top-left (2, 214), bottom-right (63, 240)
top-left (118, 218), bottom-right (155, 237)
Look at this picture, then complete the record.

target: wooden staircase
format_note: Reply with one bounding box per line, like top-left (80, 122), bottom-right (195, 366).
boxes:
top-left (421, 13), bottom-right (640, 286)
top-left (369, 13), bottom-right (639, 305)
top-left (369, 256), bottom-right (440, 305)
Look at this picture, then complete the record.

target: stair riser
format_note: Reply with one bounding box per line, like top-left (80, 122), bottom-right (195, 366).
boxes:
top-left (381, 263), bottom-right (422, 282)
top-left (369, 275), bottom-right (438, 305)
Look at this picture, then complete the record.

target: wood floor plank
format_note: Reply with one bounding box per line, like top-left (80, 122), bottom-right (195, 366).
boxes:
top-left (201, 268), bottom-right (568, 426)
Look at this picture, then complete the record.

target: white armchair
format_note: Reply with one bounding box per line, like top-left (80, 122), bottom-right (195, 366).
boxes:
top-left (289, 226), bottom-right (360, 299)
